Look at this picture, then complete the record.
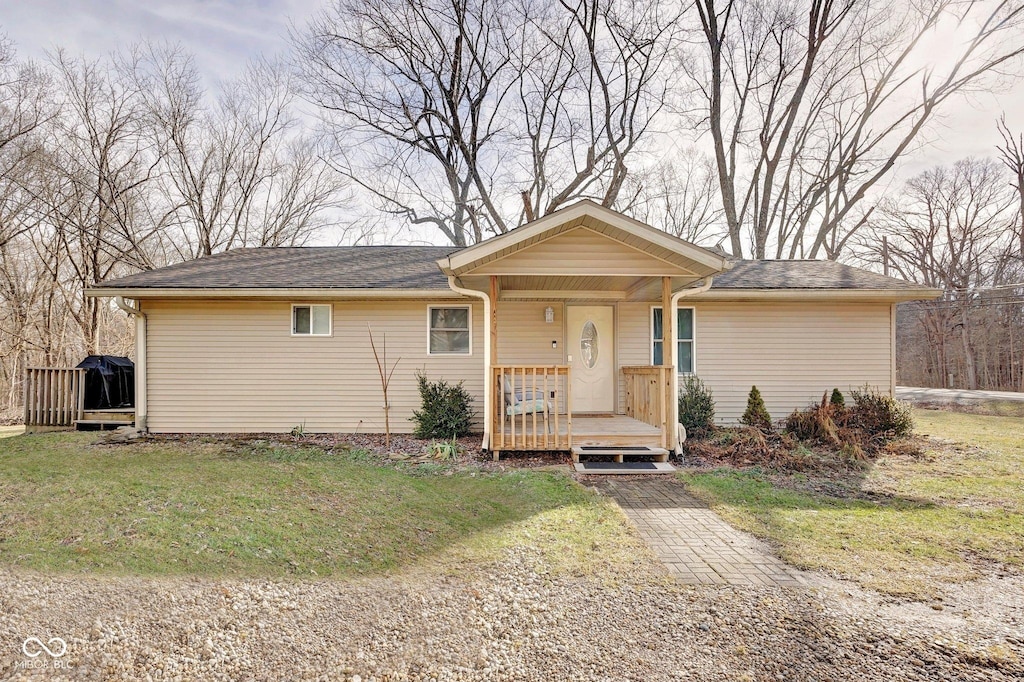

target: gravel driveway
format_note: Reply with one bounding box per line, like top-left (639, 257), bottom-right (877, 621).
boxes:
top-left (3, 548), bottom-right (1021, 681)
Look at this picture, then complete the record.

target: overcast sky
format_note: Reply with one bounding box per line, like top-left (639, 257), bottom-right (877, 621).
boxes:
top-left (3, 0), bottom-right (1024, 178)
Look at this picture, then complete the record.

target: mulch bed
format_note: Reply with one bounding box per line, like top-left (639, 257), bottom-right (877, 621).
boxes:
top-left (677, 427), bottom-right (927, 475)
top-left (138, 432), bottom-right (572, 471)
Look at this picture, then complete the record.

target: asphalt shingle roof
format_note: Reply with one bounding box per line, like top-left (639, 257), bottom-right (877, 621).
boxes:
top-left (96, 246), bottom-right (458, 290)
top-left (94, 246), bottom-right (925, 291)
top-left (712, 259), bottom-right (924, 290)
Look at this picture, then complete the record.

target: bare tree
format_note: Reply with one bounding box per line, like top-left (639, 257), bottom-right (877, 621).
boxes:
top-left (135, 46), bottom-right (346, 258)
top-left (0, 36), bottom-right (53, 250)
top-left (865, 157), bottom-right (1019, 389)
top-left (624, 151), bottom-right (726, 244)
top-left (514, 0), bottom-right (676, 226)
top-left (367, 325), bottom-right (400, 448)
top-left (682, 0), bottom-right (1024, 260)
top-left (0, 39), bottom-right (354, 418)
top-left (997, 115), bottom-right (1024, 257)
top-left (37, 51), bottom-right (165, 353)
top-left (295, 0), bottom-right (675, 246)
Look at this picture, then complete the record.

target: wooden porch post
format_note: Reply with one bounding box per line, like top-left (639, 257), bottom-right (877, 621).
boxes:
top-left (489, 275), bottom-right (499, 364)
top-left (489, 275), bottom-right (499, 461)
top-left (662, 277), bottom-right (675, 450)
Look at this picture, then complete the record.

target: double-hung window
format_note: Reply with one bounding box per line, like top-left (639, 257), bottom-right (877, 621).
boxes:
top-left (428, 306), bottom-right (471, 354)
top-left (292, 304), bottom-right (332, 336)
top-left (652, 307), bottom-right (695, 373)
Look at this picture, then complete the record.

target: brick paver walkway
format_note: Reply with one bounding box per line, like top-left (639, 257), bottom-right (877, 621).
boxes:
top-left (595, 477), bottom-right (813, 587)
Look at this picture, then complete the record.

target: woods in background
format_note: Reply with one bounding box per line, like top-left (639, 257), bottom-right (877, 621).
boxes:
top-left (3, 0), bottom-right (1024, 418)
top-left (0, 41), bottom-right (351, 417)
top-left (884, 154), bottom-right (1024, 391)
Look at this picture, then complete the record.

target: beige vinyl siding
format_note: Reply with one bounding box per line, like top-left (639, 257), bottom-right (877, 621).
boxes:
top-left (472, 227), bottom-right (695, 276)
top-left (494, 301), bottom-right (570, 413)
top-left (143, 296), bottom-right (894, 433)
top-left (615, 302), bottom-right (651, 413)
top-left (697, 302), bottom-right (892, 422)
top-left (144, 299), bottom-right (483, 433)
top-left (495, 302), bottom-right (564, 365)
top-left (615, 300), bottom-right (893, 423)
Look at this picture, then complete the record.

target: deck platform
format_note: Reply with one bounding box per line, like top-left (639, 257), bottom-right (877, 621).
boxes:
top-left (571, 414), bottom-right (662, 446)
top-left (75, 408), bottom-right (135, 430)
top-left (495, 414), bottom-right (665, 456)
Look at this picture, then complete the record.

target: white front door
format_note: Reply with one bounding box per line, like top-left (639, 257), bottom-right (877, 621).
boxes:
top-left (566, 305), bottom-right (615, 413)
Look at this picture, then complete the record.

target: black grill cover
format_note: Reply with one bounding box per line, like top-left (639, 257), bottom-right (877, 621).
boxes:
top-left (75, 355), bottom-right (135, 410)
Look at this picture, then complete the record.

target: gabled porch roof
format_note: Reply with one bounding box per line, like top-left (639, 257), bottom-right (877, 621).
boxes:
top-left (437, 200), bottom-right (732, 299)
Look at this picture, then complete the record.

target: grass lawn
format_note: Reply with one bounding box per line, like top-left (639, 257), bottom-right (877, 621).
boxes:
top-left (970, 399), bottom-right (1024, 418)
top-left (0, 425), bottom-right (24, 438)
top-left (0, 433), bottom-right (648, 579)
top-left (680, 409), bottom-right (1024, 599)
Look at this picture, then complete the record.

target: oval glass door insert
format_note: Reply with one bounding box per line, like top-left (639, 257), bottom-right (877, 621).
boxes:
top-left (580, 320), bottom-right (599, 368)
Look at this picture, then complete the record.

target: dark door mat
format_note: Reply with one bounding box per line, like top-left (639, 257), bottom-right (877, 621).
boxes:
top-left (574, 461), bottom-right (676, 474)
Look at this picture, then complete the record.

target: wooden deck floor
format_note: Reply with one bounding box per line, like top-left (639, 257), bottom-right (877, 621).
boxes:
top-left (497, 413), bottom-right (663, 449)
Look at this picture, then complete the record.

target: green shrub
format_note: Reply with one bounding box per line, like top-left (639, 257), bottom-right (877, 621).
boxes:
top-left (740, 385), bottom-right (773, 432)
top-left (829, 388), bottom-right (845, 409)
top-left (678, 374), bottom-right (716, 437)
top-left (850, 386), bottom-right (913, 438)
top-left (411, 372), bottom-right (476, 439)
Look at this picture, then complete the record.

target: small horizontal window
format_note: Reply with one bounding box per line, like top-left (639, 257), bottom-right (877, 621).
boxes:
top-left (293, 304), bottom-right (331, 336)
top-left (429, 306), bottom-right (470, 354)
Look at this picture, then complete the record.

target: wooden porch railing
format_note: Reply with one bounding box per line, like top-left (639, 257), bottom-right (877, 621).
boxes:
top-left (492, 365), bottom-right (571, 451)
top-left (622, 365), bottom-right (673, 449)
top-left (24, 367), bottom-right (85, 432)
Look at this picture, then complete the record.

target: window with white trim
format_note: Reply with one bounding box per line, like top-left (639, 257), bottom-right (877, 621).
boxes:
top-left (652, 307), bottom-right (694, 373)
top-left (428, 306), bottom-right (471, 354)
top-left (292, 304), bottom-right (332, 336)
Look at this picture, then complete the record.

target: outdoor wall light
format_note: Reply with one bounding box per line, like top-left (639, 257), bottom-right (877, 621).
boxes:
top-left (551, 340), bottom-right (558, 349)
top-left (544, 306), bottom-right (554, 323)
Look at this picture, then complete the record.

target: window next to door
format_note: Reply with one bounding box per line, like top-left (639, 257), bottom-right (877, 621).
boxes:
top-left (651, 307), bottom-right (694, 373)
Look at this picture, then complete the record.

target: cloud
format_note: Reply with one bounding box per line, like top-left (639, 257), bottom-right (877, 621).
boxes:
top-left (2, 0), bottom-right (1022, 172)
top-left (2, 0), bottom-right (323, 84)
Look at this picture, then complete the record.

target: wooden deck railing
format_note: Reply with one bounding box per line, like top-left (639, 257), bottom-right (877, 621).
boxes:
top-left (622, 365), bottom-right (673, 449)
top-left (24, 367), bottom-right (85, 432)
top-left (492, 365), bottom-right (571, 451)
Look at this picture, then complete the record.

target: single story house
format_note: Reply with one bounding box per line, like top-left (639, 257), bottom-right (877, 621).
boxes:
top-left (87, 201), bottom-right (940, 460)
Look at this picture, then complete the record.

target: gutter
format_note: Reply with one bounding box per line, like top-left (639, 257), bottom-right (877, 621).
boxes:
top-left (86, 287), bottom-right (459, 300)
top-left (115, 297), bottom-right (148, 432)
top-left (689, 288), bottom-right (942, 302)
top-left (445, 276), bottom-right (491, 451)
top-left (670, 277), bottom-right (715, 452)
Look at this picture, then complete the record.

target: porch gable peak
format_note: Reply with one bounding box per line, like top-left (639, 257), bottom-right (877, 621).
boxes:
top-left (437, 200), bottom-right (731, 279)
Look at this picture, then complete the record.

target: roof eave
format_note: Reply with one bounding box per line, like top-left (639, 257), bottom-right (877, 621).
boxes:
top-left (84, 287), bottom-right (464, 299)
top-left (693, 287), bottom-right (943, 302)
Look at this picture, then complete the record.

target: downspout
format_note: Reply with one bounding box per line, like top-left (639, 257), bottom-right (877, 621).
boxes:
top-left (446, 276), bottom-right (491, 451)
top-left (115, 296), bottom-right (147, 432)
top-left (670, 277), bottom-right (714, 452)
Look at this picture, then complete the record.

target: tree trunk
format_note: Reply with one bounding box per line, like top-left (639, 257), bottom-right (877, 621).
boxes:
top-left (959, 306), bottom-right (978, 390)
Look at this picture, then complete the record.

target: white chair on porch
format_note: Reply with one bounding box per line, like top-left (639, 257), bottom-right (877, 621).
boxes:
top-left (500, 375), bottom-right (553, 434)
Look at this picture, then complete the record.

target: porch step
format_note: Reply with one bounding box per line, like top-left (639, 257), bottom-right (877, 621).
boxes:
top-left (81, 409), bottom-right (135, 422)
top-left (573, 461), bottom-right (676, 475)
top-left (571, 445), bottom-right (670, 463)
top-left (75, 419), bottom-right (135, 430)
